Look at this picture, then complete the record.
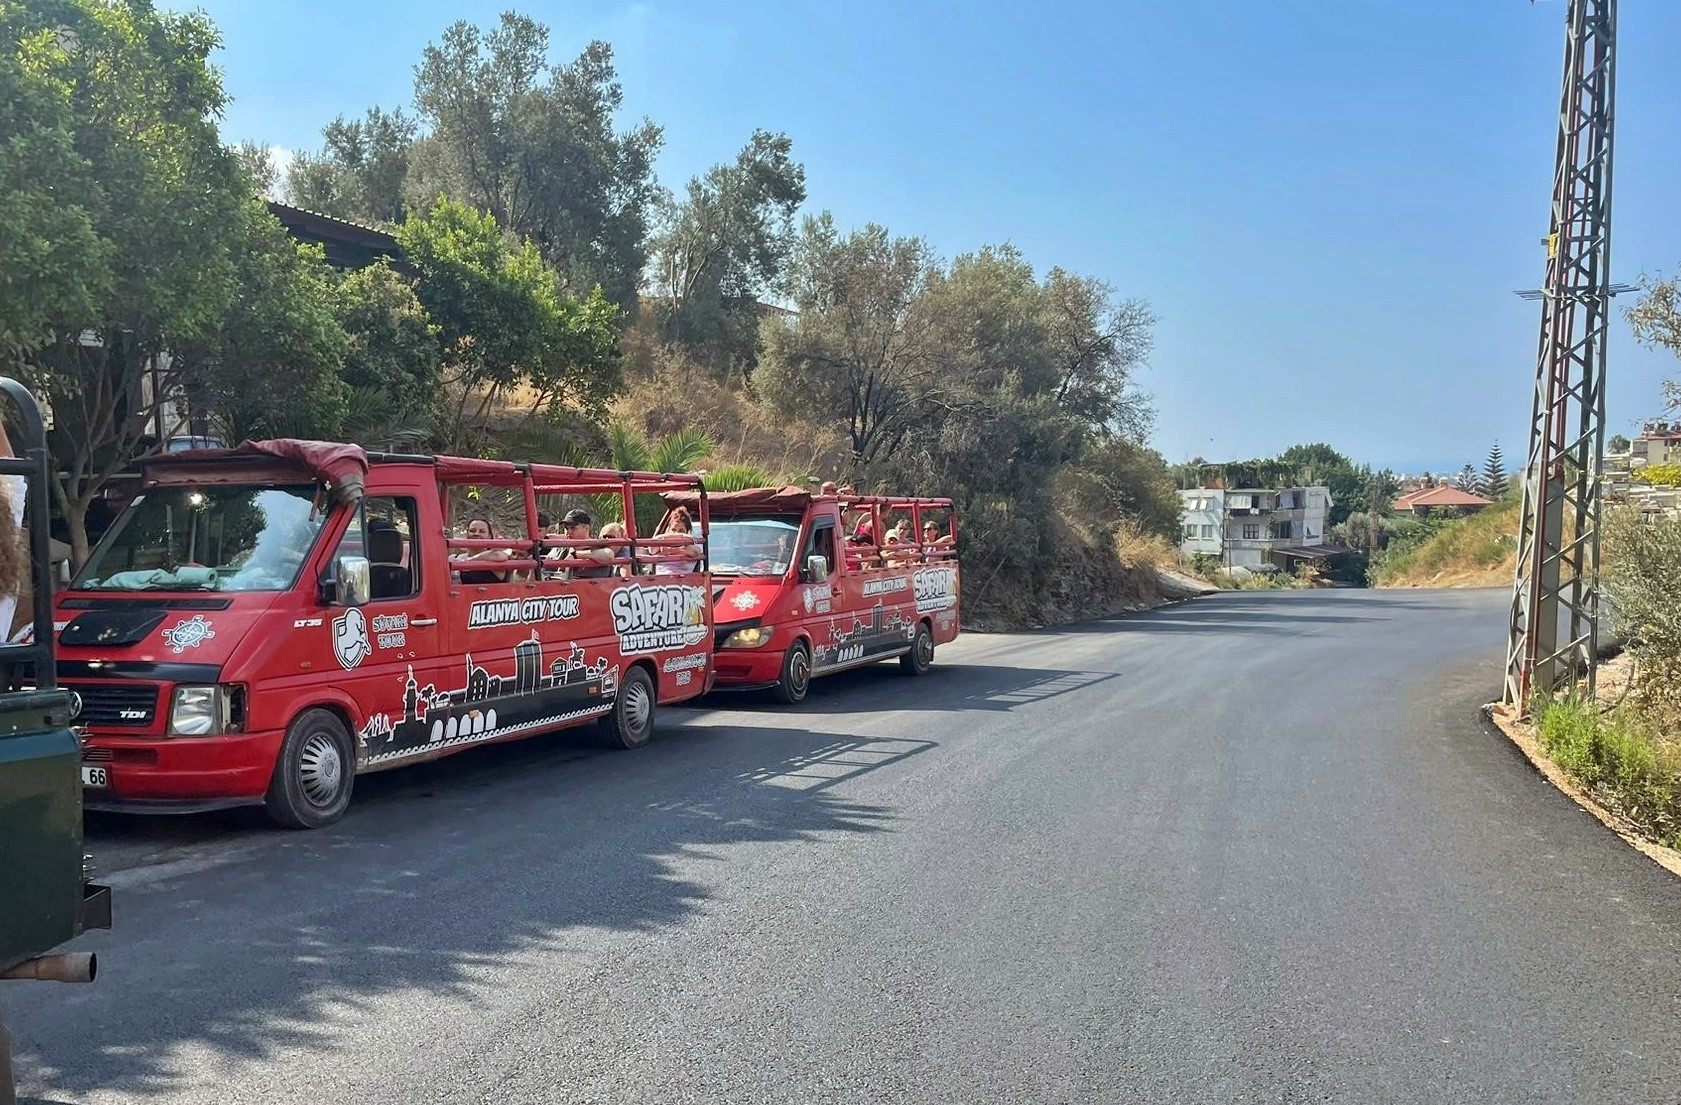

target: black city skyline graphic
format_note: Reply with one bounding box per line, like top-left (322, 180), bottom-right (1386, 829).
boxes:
top-left (358, 635), bottom-right (620, 765)
top-left (814, 600), bottom-right (915, 668)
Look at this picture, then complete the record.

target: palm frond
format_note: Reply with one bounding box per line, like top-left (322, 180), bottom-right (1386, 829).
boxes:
top-left (703, 463), bottom-right (777, 492)
top-left (650, 426), bottom-right (715, 474)
top-left (608, 422), bottom-right (650, 472)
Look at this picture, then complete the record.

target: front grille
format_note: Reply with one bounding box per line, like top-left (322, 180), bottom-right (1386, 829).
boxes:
top-left (64, 682), bottom-right (160, 726)
top-left (82, 747), bottom-right (113, 762)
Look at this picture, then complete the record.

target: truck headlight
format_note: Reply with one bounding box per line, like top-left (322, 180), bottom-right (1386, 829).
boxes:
top-left (170, 685), bottom-right (232, 736)
top-left (721, 626), bottom-right (774, 649)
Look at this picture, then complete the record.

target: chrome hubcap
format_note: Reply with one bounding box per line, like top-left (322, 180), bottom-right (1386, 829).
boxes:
top-left (625, 679), bottom-right (652, 735)
top-left (298, 732), bottom-right (343, 808)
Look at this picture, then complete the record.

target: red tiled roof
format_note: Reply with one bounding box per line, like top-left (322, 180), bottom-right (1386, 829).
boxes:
top-left (1398, 486), bottom-right (1493, 509)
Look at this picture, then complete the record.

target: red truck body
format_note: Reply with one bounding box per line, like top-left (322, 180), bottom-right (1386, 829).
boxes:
top-left (700, 488), bottom-right (961, 703)
top-left (55, 441), bottom-right (713, 827)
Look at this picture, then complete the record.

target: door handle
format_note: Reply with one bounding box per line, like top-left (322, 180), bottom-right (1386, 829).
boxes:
top-left (412, 617), bottom-right (439, 627)
top-left (831, 588), bottom-right (841, 596)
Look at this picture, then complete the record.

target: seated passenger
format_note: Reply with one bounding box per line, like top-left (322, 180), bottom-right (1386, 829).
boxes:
top-left (820, 480), bottom-right (838, 495)
top-left (458, 516), bottom-right (512, 583)
top-left (550, 509), bottom-right (615, 579)
top-left (653, 506), bottom-right (702, 575)
top-left (922, 519), bottom-right (954, 548)
top-left (598, 521), bottom-right (632, 578)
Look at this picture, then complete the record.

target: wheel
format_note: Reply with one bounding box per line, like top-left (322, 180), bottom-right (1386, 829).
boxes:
top-left (901, 622), bottom-right (935, 676)
top-left (601, 665), bottom-right (656, 749)
top-left (773, 640), bottom-right (812, 705)
top-left (265, 708), bottom-right (355, 829)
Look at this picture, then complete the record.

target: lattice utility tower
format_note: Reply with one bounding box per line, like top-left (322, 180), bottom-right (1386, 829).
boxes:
top-left (1504, 0), bottom-right (1621, 710)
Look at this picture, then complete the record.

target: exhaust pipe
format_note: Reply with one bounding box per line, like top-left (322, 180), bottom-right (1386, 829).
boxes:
top-left (0, 953), bottom-right (97, 984)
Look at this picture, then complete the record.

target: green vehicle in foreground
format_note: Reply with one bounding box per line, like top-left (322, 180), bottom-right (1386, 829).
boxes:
top-left (0, 379), bottom-right (111, 1104)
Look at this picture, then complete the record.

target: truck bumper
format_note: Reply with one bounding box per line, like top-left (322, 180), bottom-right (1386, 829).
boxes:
top-left (81, 729), bottom-right (284, 806)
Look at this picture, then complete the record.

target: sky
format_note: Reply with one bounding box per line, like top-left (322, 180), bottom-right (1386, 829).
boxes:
top-left (192, 0), bottom-right (1681, 475)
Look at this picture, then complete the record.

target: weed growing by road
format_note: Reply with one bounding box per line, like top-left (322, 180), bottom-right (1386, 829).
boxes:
top-left (1537, 696), bottom-right (1681, 848)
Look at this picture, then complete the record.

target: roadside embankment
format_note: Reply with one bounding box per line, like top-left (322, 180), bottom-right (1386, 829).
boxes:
top-left (1374, 499), bottom-right (1519, 588)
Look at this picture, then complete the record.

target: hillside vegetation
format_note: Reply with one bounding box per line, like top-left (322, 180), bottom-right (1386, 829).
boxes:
top-left (1371, 500), bottom-right (1520, 588)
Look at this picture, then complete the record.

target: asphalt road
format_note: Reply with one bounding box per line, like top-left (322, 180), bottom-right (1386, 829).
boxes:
top-left (10, 588), bottom-right (1681, 1103)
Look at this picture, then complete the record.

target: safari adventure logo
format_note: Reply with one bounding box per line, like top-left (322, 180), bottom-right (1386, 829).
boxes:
top-left (610, 584), bottom-right (708, 654)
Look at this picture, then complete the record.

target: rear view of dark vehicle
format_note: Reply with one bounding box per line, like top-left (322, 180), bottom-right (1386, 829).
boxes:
top-left (0, 380), bottom-right (111, 1103)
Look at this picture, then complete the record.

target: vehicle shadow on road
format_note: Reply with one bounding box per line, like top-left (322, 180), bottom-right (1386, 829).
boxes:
top-left (719, 662), bottom-right (1118, 716)
top-left (13, 717), bottom-right (921, 1100)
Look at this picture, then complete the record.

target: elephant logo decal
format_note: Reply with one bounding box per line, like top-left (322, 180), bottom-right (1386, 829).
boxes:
top-left (333, 607), bottom-right (371, 671)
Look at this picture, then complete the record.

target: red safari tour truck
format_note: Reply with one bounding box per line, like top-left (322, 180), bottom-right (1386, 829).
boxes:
top-left (56, 441), bottom-right (714, 828)
top-left (695, 487), bottom-right (960, 704)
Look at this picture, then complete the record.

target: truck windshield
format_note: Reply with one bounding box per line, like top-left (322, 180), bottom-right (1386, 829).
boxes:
top-left (74, 484), bottom-right (326, 592)
top-left (708, 517), bottom-right (801, 577)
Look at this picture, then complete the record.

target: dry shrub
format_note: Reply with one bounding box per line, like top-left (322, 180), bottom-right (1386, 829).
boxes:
top-left (1114, 520), bottom-right (1176, 574)
top-left (612, 347), bottom-right (847, 481)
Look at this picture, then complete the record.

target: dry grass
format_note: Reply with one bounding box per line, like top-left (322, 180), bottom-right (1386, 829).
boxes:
top-left (1114, 522), bottom-right (1177, 574)
top-left (610, 352), bottom-right (846, 482)
top-left (1374, 499), bottom-right (1520, 588)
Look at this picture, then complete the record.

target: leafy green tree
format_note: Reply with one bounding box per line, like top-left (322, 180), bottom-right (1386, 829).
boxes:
top-left (6, 0), bottom-right (248, 564)
top-left (1483, 442), bottom-right (1510, 500)
top-left (181, 200), bottom-right (350, 442)
top-left (396, 196), bottom-right (622, 451)
top-left (409, 15), bottom-right (661, 310)
top-left (1456, 463), bottom-right (1481, 493)
top-left (334, 261), bottom-right (440, 446)
top-left (649, 130), bottom-right (806, 364)
top-left (0, 4), bottom-right (107, 358)
top-left (1276, 443), bottom-right (1365, 525)
top-left (1628, 272), bottom-right (1681, 363)
top-left (757, 214), bottom-right (941, 470)
top-left (286, 106), bottom-right (416, 225)
top-left (1609, 433), bottom-right (1632, 454)
top-left (703, 463), bottom-right (777, 493)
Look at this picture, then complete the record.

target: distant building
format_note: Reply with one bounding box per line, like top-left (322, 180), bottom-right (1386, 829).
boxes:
top-left (1633, 421), bottom-right (1681, 469)
top-left (267, 201), bottom-right (400, 270)
top-left (1179, 485), bottom-right (1337, 570)
top-left (1392, 485), bottom-right (1494, 516)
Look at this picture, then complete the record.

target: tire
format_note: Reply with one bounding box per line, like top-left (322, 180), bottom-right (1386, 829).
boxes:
top-left (901, 622), bottom-right (935, 676)
top-left (265, 708), bottom-right (355, 829)
top-left (601, 665), bottom-right (656, 749)
top-left (773, 640), bottom-right (812, 705)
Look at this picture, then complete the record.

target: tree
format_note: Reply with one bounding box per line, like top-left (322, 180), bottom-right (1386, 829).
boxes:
top-left (286, 106), bottom-right (416, 225)
top-left (1275, 444), bottom-right (1365, 525)
top-left (756, 215), bottom-right (941, 472)
top-left (233, 140), bottom-right (279, 198)
top-left (1042, 268), bottom-right (1155, 440)
top-left (7, 0), bottom-right (249, 564)
top-left (1483, 442), bottom-right (1510, 501)
top-left (334, 261), bottom-right (440, 446)
top-left (649, 130), bottom-right (806, 361)
top-left (1456, 463), bottom-right (1481, 493)
top-left (0, 3), bottom-right (108, 359)
top-left (1610, 433), bottom-right (1632, 454)
top-left (396, 196), bottom-right (622, 452)
top-left (409, 16), bottom-right (662, 309)
top-left (181, 200), bottom-right (350, 442)
top-left (1628, 272), bottom-right (1681, 362)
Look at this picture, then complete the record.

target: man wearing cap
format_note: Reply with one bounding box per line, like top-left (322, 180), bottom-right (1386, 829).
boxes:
top-left (548, 509), bottom-right (616, 580)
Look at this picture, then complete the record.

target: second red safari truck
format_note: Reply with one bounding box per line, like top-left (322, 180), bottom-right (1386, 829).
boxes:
top-left (690, 486), bottom-right (961, 704)
top-left (56, 441), bottom-right (714, 828)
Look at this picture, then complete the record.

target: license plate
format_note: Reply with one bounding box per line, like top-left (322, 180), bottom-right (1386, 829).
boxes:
top-left (81, 765), bottom-right (108, 788)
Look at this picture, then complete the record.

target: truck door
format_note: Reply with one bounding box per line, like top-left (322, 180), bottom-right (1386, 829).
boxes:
top-left (800, 515), bottom-right (845, 671)
top-left (326, 495), bottom-right (448, 770)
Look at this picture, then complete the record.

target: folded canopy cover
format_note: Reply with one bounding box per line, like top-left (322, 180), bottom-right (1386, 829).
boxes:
top-left (664, 485), bottom-right (810, 513)
top-left (144, 439), bottom-right (368, 506)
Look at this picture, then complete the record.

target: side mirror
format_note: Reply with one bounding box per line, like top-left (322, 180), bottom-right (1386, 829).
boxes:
top-left (804, 554), bottom-right (829, 583)
top-left (325, 555), bottom-right (371, 608)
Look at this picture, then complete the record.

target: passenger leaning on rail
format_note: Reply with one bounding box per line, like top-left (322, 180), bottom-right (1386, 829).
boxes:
top-left (458, 516), bottom-right (512, 583)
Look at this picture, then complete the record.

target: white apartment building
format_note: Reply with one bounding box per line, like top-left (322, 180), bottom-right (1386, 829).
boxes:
top-left (1179, 486), bottom-right (1334, 570)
